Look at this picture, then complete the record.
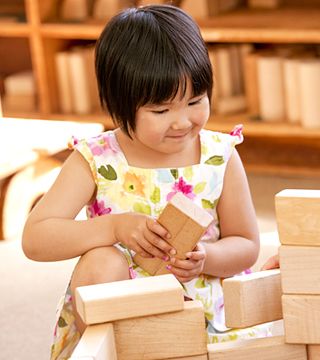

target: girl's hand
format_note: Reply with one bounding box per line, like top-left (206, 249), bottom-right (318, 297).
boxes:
top-left (260, 254), bottom-right (280, 271)
top-left (167, 243), bottom-right (206, 283)
top-left (113, 212), bottom-right (175, 259)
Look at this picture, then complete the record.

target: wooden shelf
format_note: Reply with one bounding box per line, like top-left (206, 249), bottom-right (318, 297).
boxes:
top-left (2, 1), bottom-right (320, 178)
top-left (199, 7), bottom-right (320, 43)
top-left (40, 22), bottom-right (104, 39)
top-left (0, 22), bottom-right (30, 37)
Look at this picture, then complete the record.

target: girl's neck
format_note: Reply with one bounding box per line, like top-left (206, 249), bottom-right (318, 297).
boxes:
top-left (114, 129), bottom-right (201, 169)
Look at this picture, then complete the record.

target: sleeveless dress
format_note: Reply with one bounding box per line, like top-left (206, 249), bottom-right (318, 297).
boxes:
top-left (50, 127), bottom-right (271, 359)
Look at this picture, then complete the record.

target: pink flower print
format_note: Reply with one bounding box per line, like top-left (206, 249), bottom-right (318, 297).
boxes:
top-left (129, 266), bottom-right (137, 279)
top-left (229, 124), bottom-right (243, 142)
top-left (214, 295), bottom-right (225, 326)
top-left (88, 199), bottom-right (112, 217)
top-left (88, 134), bottom-right (120, 156)
top-left (103, 133), bottom-right (121, 153)
top-left (68, 135), bottom-right (79, 149)
top-left (166, 176), bottom-right (196, 201)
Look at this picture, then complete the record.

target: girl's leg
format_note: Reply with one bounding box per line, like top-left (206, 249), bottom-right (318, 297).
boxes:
top-left (70, 246), bottom-right (130, 334)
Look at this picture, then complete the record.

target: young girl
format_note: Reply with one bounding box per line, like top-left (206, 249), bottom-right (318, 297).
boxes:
top-left (22, 5), bottom-right (271, 359)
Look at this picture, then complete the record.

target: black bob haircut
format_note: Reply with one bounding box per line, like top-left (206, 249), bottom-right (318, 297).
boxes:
top-left (95, 5), bottom-right (213, 136)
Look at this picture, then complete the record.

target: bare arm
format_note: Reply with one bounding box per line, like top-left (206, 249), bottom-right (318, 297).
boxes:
top-left (202, 149), bottom-right (260, 277)
top-left (22, 150), bottom-right (174, 262)
top-left (22, 150), bottom-right (117, 261)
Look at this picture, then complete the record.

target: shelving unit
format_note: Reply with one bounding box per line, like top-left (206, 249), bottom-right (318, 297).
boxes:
top-left (1, 0), bottom-right (320, 177)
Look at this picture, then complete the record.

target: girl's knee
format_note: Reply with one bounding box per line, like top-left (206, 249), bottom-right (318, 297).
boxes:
top-left (71, 246), bottom-right (129, 289)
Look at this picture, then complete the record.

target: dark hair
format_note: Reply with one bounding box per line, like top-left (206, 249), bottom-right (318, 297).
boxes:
top-left (95, 5), bottom-right (213, 136)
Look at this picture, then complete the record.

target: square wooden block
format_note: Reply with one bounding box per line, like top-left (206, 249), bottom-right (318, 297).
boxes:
top-left (283, 294), bottom-right (320, 344)
top-left (280, 245), bottom-right (320, 294)
top-left (223, 269), bottom-right (282, 328)
top-left (275, 189), bottom-right (320, 246)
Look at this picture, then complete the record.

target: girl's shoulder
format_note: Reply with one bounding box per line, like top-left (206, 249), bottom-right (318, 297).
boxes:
top-left (200, 125), bottom-right (243, 164)
top-left (69, 129), bottom-right (121, 159)
top-left (68, 130), bottom-right (124, 181)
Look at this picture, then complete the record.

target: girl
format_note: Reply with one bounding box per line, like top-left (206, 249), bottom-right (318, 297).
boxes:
top-left (22, 5), bottom-right (270, 359)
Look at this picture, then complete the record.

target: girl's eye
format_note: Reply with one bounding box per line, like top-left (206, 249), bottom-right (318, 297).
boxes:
top-left (152, 109), bottom-right (168, 114)
top-left (189, 98), bottom-right (202, 106)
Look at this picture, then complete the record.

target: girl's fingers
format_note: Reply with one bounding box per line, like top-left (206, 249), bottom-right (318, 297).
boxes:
top-left (138, 237), bottom-right (167, 260)
top-left (168, 264), bottom-right (199, 279)
top-left (134, 243), bottom-right (154, 258)
top-left (185, 250), bottom-right (206, 261)
top-left (145, 219), bottom-right (176, 256)
top-left (146, 218), bottom-right (172, 241)
top-left (260, 254), bottom-right (280, 271)
top-left (170, 257), bottom-right (198, 270)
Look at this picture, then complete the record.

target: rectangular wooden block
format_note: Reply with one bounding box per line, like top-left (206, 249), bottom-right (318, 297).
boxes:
top-left (207, 335), bottom-right (307, 360)
top-left (280, 245), bottom-right (320, 294)
top-left (283, 294), bottom-right (320, 344)
top-left (308, 345), bottom-right (320, 360)
top-left (114, 300), bottom-right (207, 360)
top-left (70, 323), bottom-right (116, 360)
top-left (223, 269), bottom-right (282, 328)
top-left (75, 274), bottom-right (184, 325)
top-left (275, 189), bottom-right (320, 246)
top-left (134, 192), bottom-right (213, 275)
top-left (167, 355), bottom-right (208, 360)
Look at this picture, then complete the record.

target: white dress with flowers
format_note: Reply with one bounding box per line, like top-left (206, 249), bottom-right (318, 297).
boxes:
top-left (50, 127), bottom-right (271, 360)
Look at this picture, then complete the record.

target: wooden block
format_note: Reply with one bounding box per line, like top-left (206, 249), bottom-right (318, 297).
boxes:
top-left (75, 274), bottom-right (184, 325)
top-left (223, 269), bottom-right (282, 328)
top-left (280, 245), bottom-right (320, 294)
top-left (207, 335), bottom-right (307, 360)
top-left (167, 355), bottom-right (208, 360)
top-left (308, 345), bottom-right (320, 360)
top-left (282, 294), bottom-right (320, 344)
top-left (114, 300), bottom-right (207, 360)
top-left (70, 323), bottom-right (117, 360)
top-left (275, 189), bottom-right (320, 246)
top-left (134, 192), bottom-right (213, 275)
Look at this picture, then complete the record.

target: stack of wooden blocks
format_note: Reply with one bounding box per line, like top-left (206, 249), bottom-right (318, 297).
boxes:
top-left (70, 274), bottom-right (208, 359)
top-left (276, 189), bottom-right (320, 360)
top-left (70, 188), bottom-right (320, 359)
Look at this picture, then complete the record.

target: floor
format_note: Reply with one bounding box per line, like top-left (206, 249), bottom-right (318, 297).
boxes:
top-left (0, 172), bottom-right (319, 360)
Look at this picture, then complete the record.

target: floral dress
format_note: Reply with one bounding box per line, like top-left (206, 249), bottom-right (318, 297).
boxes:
top-left (50, 127), bottom-right (271, 359)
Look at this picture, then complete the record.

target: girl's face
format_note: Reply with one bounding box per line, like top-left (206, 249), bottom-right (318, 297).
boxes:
top-left (132, 80), bottom-right (210, 155)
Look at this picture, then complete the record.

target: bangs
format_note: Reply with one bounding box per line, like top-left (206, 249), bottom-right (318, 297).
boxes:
top-left (120, 8), bottom-right (212, 109)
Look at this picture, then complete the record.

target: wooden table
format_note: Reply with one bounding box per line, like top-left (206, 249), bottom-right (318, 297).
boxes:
top-left (0, 117), bottom-right (103, 240)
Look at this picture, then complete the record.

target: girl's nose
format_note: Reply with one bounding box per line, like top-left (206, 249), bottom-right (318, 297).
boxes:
top-left (171, 113), bottom-right (192, 130)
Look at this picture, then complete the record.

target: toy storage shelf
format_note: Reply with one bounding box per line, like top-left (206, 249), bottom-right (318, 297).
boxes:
top-left (1, 1), bottom-right (320, 177)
